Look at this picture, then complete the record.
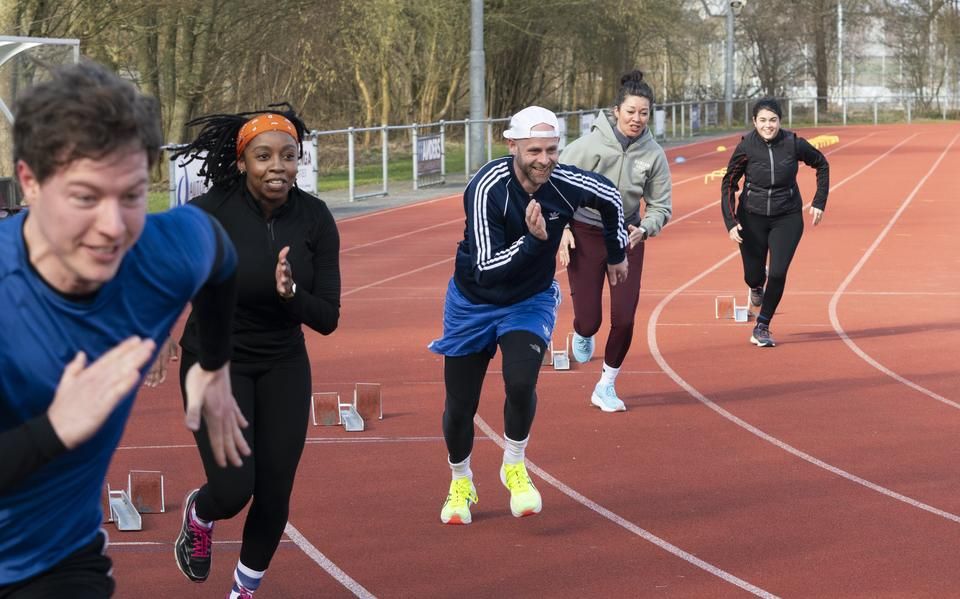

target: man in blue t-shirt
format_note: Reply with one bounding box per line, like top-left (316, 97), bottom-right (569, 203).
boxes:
top-left (0, 62), bottom-right (250, 597)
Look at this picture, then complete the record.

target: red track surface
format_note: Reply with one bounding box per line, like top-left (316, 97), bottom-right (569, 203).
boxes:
top-left (108, 122), bottom-right (960, 597)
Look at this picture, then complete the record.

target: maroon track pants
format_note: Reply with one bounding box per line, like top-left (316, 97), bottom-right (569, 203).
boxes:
top-left (566, 220), bottom-right (645, 368)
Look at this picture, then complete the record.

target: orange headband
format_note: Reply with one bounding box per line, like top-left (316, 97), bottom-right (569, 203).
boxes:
top-left (236, 113), bottom-right (299, 157)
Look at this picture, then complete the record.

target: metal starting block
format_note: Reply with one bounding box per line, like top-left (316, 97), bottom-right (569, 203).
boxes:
top-left (311, 392), bottom-right (341, 426)
top-left (128, 470), bottom-right (165, 513)
top-left (542, 340), bottom-right (553, 366)
top-left (715, 295), bottom-right (749, 323)
top-left (551, 332), bottom-right (571, 370)
top-left (339, 398), bottom-right (365, 432)
top-left (104, 470), bottom-right (165, 531)
top-left (108, 488), bottom-right (142, 531)
top-left (354, 383), bottom-right (382, 421)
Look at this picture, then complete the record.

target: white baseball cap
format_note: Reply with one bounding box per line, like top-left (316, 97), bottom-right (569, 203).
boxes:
top-left (502, 106), bottom-right (560, 140)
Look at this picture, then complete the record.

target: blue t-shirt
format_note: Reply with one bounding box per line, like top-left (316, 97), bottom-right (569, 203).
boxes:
top-left (0, 205), bottom-right (233, 583)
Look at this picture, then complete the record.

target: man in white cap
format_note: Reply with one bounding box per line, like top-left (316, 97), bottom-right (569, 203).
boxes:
top-left (429, 105), bottom-right (629, 524)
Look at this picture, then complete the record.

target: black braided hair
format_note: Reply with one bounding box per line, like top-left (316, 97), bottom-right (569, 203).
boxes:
top-left (171, 102), bottom-right (308, 187)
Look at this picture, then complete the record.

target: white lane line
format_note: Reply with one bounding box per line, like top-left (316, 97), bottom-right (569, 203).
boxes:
top-left (473, 416), bottom-right (778, 598)
top-left (338, 195), bottom-right (458, 223)
top-left (647, 132), bottom-right (960, 524)
top-left (342, 257), bottom-right (453, 297)
top-left (117, 436), bottom-right (465, 451)
top-left (828, 132), bottom-right (960, 409)
top-left (342, 218), bottom-right (461, 254)
top-left (284, 522), bottom-right (376, 599)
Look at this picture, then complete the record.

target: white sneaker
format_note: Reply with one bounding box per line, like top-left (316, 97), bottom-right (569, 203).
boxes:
top-left (571, 333), bottom-right (595, 363)
top-left (591, 382), bottom-right (626, 412)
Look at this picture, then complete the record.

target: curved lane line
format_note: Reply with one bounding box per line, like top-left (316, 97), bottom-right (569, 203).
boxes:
top-left (647, 132), bottom-right (960, 525)
top-left (828, 132), bottom-right (960, 408)
top-left (473, 416), bottom-right (778, 598)
top-left (284, 523), bottom-right (377, 598)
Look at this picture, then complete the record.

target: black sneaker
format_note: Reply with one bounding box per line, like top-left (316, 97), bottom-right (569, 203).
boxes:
top-left (749, 286), bottom-right (764, 308)
top-left (174, 488), bottom-right (213, 582)
top-left (750, 323), bottom-right (776, 347)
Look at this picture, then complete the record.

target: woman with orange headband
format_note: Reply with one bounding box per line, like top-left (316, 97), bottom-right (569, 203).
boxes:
top-left (169, 105), bottom-right (341, 598)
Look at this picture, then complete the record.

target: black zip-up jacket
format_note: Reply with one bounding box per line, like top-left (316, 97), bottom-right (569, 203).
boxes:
top-left (454, 156), bottom-right (627, 306)
top-left (720, 129), bottom-right (829, 231)
top-left (180, 182), bottom-right (341, 361)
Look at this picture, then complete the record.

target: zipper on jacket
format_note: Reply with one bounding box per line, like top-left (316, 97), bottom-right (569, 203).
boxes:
top-left (766, 144), bottom-right (775, 215)
top-left (266, 219), bottom-right (277, 255)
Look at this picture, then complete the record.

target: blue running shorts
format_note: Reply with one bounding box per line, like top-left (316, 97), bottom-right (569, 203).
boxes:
top-left (428, 278), bottom-right (561, 357)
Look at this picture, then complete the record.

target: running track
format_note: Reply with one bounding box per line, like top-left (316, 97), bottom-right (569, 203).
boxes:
top-left (108, 122), bottom-right (960, 597)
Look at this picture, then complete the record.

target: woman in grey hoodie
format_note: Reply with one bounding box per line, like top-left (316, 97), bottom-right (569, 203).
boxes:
top-left (559, 70), bottom-right (672, 412)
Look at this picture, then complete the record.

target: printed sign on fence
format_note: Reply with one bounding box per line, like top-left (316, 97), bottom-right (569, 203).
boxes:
top-left (297, 135), bottom-right (318, 194)
top-left (417, 134), bottom-right (442, 175)
top-left (579, 112), bottom-right (596, 138)
top-left (654, 108), bottom-right (666, 138)
top-left (169, 151), bottom-right (208, 208)
top-left (691, 104), bottom-right (701, 134)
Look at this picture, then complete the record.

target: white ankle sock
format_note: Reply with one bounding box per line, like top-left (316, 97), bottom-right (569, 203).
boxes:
top-left (190, 505), bottom-right (213, 529)
top-left (449, 455), bottom-right (473, 481)
top-left (503, 435), bottom-right (528, 465)
top-left (599, 363), bottom-right (620, 386)
top-left (229, 560), bottom-right (264, 597)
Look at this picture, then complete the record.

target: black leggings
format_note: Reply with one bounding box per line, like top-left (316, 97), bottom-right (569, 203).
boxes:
top-left (179, 349), bottom-right (311, 571)
top-left (0, 531), bottom-right (113, 598)
top-left (442, 331), bottom-right (546, 463)
top-left (737, 209), bottom-right (804, 324)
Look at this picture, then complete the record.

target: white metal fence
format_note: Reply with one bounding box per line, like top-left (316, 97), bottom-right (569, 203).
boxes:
top-left (157, 93), bottom-right (960, 208)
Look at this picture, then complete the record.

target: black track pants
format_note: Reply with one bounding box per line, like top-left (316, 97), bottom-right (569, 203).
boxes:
top-left (442, 331), bottom-right (546, 463)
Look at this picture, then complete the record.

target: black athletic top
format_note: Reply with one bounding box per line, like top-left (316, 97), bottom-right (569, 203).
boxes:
top-left (180, 182), bottom-right (341, 362)
top-left (720, 128), bottom-right (830, 231)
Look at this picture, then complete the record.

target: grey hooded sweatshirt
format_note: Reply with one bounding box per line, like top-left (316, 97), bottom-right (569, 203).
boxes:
top-left (561, 110), bottom-right (672, 237)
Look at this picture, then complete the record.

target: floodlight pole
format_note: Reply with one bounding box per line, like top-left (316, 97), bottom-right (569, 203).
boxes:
top-left (469, 0), bottom-right (486, 174)
top-left (725, 5), bottom-right (735, 126)
top-left (837, 2), bottom-right (844, 106)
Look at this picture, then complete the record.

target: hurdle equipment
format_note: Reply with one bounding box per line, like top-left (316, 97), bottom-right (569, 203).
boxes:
top-left (552, 333), bottom-right (571, 370)
top-left (703, 167), bottom-right (727, 184)
top-left (311, 392), bottom-right (341, 426)
top-left (715, 295), bottom-right (750, 323)
top-left (807, 134), bottom-right (840, 149)
top-left (355, 382), bottom-right (383, 421)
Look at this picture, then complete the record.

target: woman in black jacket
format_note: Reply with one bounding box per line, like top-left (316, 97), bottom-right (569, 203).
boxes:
top-left (720, 98), bottom-right (829, 347)
top-left (169, 106), bottom-right (340, 598)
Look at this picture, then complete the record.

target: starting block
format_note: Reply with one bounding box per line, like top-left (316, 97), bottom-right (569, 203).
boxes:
top-left (551, 333), bottom-right (571, 370)
top-left (715, 295), bottom-right (750, 323)
top-left (311, 392), bottom-right (341, 426)
top-left (104, 470), bottom-right (165, 531)
top-left (128, 470), bottom-right (165, 513)
top-left (354, 383), bottom-right (382, 421)
top-left (107, 488), bottom-right (141, 531)
top-left (311, 386), bottom-right (380, 431)
top-left (339, 396), bottom-right (364, 432)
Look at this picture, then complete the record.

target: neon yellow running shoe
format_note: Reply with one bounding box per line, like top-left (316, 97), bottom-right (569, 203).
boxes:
top-left (499, 462), bottom-right (542, 518)
top-left (440, 477), bottom-right (478, 525)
